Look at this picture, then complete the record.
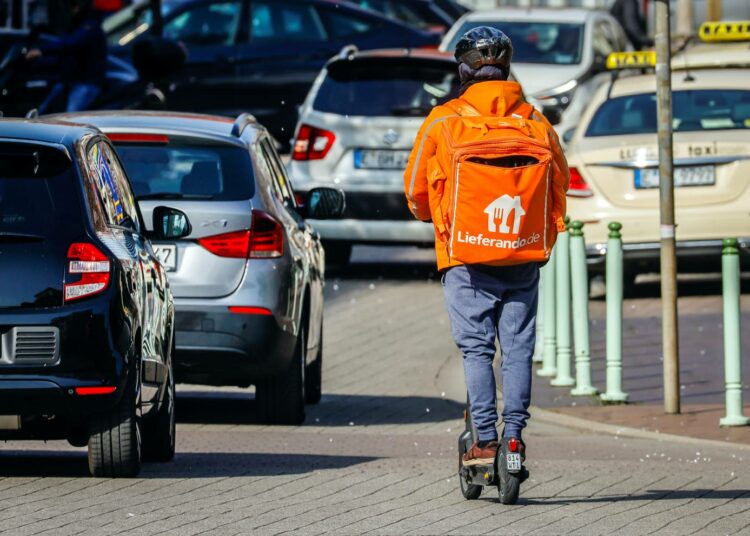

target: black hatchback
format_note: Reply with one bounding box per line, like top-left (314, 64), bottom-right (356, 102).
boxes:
top-left (0, 119), bottom-right (191, 477)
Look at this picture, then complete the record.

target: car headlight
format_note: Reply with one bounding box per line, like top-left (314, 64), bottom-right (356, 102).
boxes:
top-left (532, 79), bottom-right (578, 110)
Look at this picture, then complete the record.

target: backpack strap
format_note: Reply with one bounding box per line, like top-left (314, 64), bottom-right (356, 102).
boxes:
top-left (444, 98), bottom-right (481, 117)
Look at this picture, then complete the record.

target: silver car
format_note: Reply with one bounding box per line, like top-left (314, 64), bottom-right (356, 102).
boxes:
top-left (56, 111), bottom-right (345, 425)
top-left (289, 48), bottom-right (461, 265)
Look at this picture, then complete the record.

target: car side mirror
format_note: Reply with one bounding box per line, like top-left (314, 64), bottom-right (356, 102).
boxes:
top-left (562, 128), bottom-right (575, 146)
top-left (151, 206), bottom-right (191, 239)
top-left (593, 54), bottom-right (608, 73)
top-left (542, 106), bottom-right (562, 126)
top-left (303, 187), bottom-right (345, 220)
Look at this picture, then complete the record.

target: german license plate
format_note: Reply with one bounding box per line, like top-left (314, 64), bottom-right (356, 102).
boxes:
top-left (153, 244), bottom-right (177, 271)
top-left (355, 149), bottom-right (410, 170)
top-left (635, 165), bottom-right (715, 189)
top-left (506, 452), bottom-right (522, 471)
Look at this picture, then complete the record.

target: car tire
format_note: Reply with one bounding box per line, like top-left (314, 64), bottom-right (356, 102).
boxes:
top-left (257, 326), bottom-right (306, 425)
top-left (142, 367), bottom-right (176, 463)
top-left (87, 379), bottom-right (141, 478)
top-left (323, 241), bottom-right (351, 268)
top-left (305, 325), bottom-right (323, 405)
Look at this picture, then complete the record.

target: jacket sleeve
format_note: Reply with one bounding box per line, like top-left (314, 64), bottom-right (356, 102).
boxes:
top-left (533, 111), bottom-right (570, 227)
top-left (403, 108), bottom-right (444, 222)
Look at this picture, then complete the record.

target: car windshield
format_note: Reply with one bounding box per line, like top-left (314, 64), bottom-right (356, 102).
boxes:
top-left (313, 59), bottom-right (460, 117)
top-left (444, 21), bottom-right (584, 65)
top-left (585, 90), bottom-right (750, 137)
top-left (113, 142), bottom-right (254, 200)
top-left (0, 144), bottom-right (82, 238)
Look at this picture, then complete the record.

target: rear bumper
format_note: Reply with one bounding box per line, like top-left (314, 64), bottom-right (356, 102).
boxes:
top-left (173, 305), bottom-right (296, 386)
top-left (586, 237), bottom-right (750, 273)
top-left (0, 377), bottom-right (125, 416)
top-left (308, 219), bottom-right (435, 245)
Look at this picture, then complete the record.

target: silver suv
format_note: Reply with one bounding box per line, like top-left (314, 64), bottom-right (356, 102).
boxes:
top-left (289, 48), bottom-right (461, 265)
top-left (57, 111), bottom-right (345, 425)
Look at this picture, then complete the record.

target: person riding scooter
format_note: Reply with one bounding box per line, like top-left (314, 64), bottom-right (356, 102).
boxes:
top-left (25, 0), bottom-right (107, 113)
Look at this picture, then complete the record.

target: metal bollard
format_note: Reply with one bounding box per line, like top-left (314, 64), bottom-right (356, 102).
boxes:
top-left (601, 222), bottom-right (628, 403)
top-left (533, 280), bottom-right (544, 363)
top-left (569, 221), bottom-right (598, 396)
top-left (537, 248), bottom-right (557, 377)
top-left (720, 238), bottom-right (749, 426)
top-left (551, 218), bottom-right (575, 387)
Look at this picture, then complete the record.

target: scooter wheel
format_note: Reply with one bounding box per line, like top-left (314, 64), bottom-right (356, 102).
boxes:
top-left (460, 471), bottom-right (482, 500)
top-left (497, 470), bottom-right (521, 505)
top-left (459, 445), bottom-right (482, 500)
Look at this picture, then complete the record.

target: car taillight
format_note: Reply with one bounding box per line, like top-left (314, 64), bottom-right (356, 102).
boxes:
top-left (293, 124), bottom-right (335, 161)
top-left (198, 230), bottom-right (251, 258)
top-left (567, 167), bottom-right (593, 198)
top-left (64, 243), bottom-right (111, 302)
top-left (75, 386), bottom-right (117, 395)
top-left (249, 211), bottom-right (283, 258)
top-left (228, 306), bottom-right (272, 315)
top-left (198, 211), bottom-right (283, 259)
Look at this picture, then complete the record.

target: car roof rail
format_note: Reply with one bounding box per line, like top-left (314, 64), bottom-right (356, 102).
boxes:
top-left (231, 112), bottom-right (257, 138)
top-left (338, 44), bottom-right (358, 60)
top-left (25, 108), bottom-right (39, 119)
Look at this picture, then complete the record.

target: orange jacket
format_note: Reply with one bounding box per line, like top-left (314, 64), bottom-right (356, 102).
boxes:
top-left (403, 80), bottom-right (570, 271)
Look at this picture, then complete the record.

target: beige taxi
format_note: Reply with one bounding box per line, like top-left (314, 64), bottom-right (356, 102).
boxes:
top-left (565, 28), bottom-right (750, 282)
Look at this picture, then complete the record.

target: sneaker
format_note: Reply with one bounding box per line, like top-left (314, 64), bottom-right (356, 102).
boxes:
top-left (462, 441), bottom-right (498, 467)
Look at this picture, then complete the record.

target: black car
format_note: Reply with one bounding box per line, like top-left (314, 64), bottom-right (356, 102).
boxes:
top-left (350, 0), bottom-right (463, 34)
top-left (103, 0), bottom-right (441, 149)
top-left (0, 119), bottom-right (191, 476)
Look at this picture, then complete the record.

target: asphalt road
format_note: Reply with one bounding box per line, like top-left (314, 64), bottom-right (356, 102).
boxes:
top-left (1, 246), bottom-right (749, 535)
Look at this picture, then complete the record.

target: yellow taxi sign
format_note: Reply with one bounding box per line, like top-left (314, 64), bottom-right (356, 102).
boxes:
top-left (606, 51), bottom-right (656, 70)
top-left (699, 20), bottom-right (750, 42)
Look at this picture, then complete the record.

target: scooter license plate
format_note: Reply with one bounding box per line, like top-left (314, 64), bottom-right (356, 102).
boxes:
top-left (506, 452), bottom-right (522, 471)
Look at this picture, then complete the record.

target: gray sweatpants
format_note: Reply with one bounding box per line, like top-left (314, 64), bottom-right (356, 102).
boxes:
top-left (442, 263), bottom-right (539, 441)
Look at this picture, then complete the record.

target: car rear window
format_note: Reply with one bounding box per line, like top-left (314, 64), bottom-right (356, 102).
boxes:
top-left (313, 58), bottom-right (460, 117)
top-left (585, 90), bottom-right (750, 137)
top-left (0, 143), bottom-right (83, 238)
top-left (113, 140), bottom-right (254, 200)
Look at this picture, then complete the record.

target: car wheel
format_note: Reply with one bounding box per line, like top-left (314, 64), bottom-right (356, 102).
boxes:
top-left (323, 241), bottom-right (352, 268)
top-left (257, 325), bottom-right (306, 425)
top-left (305, 324), bottom-right (323, 405)
top-left (87, 374), bottom-right (141, 478)
top-left (142, 367), bottom-right (176, 463)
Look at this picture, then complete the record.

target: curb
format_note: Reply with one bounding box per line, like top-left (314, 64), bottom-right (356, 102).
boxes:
top-left (531, 405), bottom-right (750, 452)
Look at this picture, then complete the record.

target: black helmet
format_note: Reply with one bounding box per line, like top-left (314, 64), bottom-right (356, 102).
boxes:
top-left (454, 26), bottom-right (513, 70)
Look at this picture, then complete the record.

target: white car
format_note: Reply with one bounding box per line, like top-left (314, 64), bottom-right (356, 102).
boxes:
top-left (289, 48), bottom-right (461, 265)
top-left (440, 8), bottom-right (632, 140)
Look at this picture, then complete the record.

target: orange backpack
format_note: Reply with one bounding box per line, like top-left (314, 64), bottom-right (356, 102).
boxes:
top-left (427, 99), bottom-right (556, 266)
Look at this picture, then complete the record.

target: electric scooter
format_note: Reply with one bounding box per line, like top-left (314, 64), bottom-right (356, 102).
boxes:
top-left (457, 401), bottom-right (529, 505)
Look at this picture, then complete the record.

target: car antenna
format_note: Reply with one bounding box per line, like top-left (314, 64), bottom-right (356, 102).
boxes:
top-left (25, 108), bottom-right (39, 119)
top-left (605, 69), bottom-right (620, 101)
top-left (231, 113), bottom-right (257, 138)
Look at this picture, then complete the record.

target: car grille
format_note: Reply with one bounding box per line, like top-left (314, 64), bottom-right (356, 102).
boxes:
top-left (1, 327), bottom-right (60, 366)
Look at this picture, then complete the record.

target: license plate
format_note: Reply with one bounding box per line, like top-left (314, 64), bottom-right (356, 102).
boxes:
top-left (153, 244), bottom-right (177, 271)
top-left (355, 149), bottom-right (410, 170)
top-left (634, 165), bottom-right (715, 189)
top-left (506, 452), bottom-right (522, 472)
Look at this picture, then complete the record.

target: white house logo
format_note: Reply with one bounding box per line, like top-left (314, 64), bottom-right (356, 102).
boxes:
top-left (484, 194), bottom-right (525, 234)
top-left (455, 194), bottom-right (540, 250)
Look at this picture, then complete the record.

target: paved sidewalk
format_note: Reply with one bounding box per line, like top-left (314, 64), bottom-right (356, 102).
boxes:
top-left (532, 272), bottom-right (750, 445)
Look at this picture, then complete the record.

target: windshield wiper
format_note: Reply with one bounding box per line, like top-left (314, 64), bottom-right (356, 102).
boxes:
top-left (390, 106), bottom-right (432, 117)
top-left (0, 232), bottom-right (45, 242)
top-left (136, 192), bottom-right (214, 200)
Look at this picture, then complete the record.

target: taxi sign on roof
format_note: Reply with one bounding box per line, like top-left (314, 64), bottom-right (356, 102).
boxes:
top-left (699, 20), bottom-right (750, 42)
top-left (606, 51), bottom-right (656, 70)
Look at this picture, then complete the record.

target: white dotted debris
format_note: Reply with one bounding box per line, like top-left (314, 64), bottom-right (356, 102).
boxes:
top-left (369, 283), bottom-right (375, 290)
top-left (333, 284), bottom-right (339, 291)
top-left (426, 408), bottom-right (431, 413)
top-left (349, 422), bottom-right (354, 426)
top-left (128, 513), bottom-right (135, 517)
top-left (441, 392), bottom-right (446, 397)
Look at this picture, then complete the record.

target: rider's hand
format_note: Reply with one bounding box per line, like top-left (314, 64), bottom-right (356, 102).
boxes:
top-left (25, 49), bottom-right (43, 61)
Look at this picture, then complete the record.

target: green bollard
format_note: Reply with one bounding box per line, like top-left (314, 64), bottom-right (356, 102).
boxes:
top-left (537, 248), bottom-right (557, 377)
top-left (569, 221), bottom-right (598, 396)
top-left (720, 238), bottom-right (749, 426)
top-left (533, 280), bottom-right (544, 363)
top-left (601, 222), bottom-right (628, 403)
top-left (551, 218), bottom-right (575, 387)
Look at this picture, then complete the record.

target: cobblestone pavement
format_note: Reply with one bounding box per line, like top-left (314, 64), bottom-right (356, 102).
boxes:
top-left (1, 247), bottom-right (749, 535)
